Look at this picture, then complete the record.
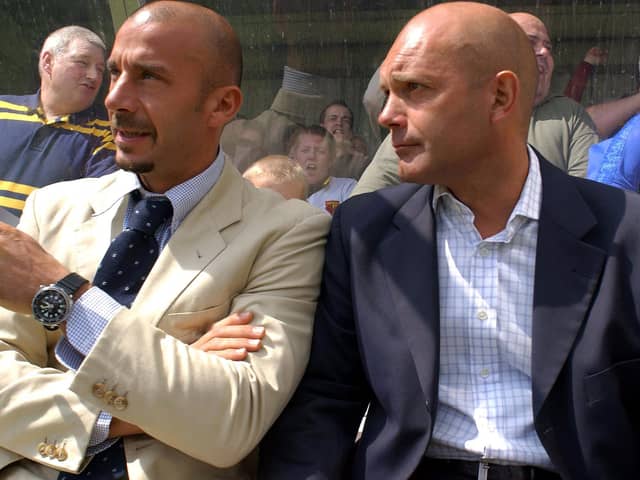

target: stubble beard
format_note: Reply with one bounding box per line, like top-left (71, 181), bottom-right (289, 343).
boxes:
top-left (115, 149), bottom-right (154, 174)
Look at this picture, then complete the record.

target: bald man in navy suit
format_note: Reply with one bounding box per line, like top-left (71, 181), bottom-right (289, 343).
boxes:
top-left (259, 3), bottom-right (640, 479)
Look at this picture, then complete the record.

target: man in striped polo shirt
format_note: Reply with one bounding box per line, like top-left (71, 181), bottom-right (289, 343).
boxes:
top-left (0, 25), bottom-right (116, 217)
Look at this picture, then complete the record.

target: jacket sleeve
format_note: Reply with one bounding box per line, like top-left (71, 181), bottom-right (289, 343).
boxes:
top-left (0, 193), bottom-right (101, 474)
top-left (67, 206), bottom-right (331, 468)
top-left (259, 205), bottom-right (370, 479)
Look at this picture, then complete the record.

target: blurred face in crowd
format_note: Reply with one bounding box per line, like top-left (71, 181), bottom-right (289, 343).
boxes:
top-left (322, 104), bottom-right (353, 141)
top-left (510, 13), bottom-right (554, 106)
top-left (291, 133), bottom-right (333, 189)
top-left (43, 38), bottom-right (105, 115)
top-left (351, 135), bottom-right (368, 157)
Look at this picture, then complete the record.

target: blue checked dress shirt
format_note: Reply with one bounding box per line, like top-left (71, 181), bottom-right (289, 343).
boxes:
top-left (425, 148), bottom-right (554, 470)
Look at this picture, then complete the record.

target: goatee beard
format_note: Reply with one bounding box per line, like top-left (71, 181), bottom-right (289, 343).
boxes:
top-left (115, 152), bottom-right (154, 174)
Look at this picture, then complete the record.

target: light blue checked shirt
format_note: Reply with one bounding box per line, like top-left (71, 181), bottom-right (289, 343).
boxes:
top-left (426, 148), bottom-right (554, 470)
top-left (55, 150), bottom-right (225, 452)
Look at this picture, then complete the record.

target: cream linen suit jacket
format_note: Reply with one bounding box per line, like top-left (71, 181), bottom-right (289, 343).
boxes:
top-left (0, 159), bottom-right (330, 479)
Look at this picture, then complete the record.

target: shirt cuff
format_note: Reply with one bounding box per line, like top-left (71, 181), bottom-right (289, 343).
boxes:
top-left (86, 436), bottom-right (119, 456)
top-left (87, 411), bottom-right (114, 449)
top-left (66, 287), bottom-right (122, 356)
top-left (55, 336), bottom-right (85, 371)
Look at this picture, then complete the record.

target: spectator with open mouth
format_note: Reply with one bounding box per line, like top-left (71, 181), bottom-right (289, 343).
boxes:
top-left (289, 124), bottom-right (356, 214)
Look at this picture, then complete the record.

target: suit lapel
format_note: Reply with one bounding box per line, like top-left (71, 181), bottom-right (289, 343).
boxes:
top-left (532, 161), bottom-right (606, 416)
top-left (73, 161), bottom-right (243, 327)
top-left (380, 186), bottom-right (440, 403)
top-left (73, 172), bottom-right (132, 279)
top-left (135, 159), bottom-right (243, 326)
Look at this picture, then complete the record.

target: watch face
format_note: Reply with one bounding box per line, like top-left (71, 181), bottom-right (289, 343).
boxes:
top-left (32, 286), bottom-right (71, 326)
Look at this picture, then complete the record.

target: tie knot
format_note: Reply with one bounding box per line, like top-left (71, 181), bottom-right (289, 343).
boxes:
top-left (129, 196), bottom-right (173, 234)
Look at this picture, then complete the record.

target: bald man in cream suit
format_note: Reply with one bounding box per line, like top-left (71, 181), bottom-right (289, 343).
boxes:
top-left (0, 3), bottom-right (329, 479)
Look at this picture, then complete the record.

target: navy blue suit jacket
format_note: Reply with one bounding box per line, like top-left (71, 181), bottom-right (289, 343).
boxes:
top-left (259, 159), bottom-right (640, 480)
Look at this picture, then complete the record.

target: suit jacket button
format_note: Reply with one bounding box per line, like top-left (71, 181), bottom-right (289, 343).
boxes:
top-left (113, 396), bottom-right (128, 411)
top-left (37, 442), bottom-right (48, 457)
top-left (56, 446), bottom-right (68, 462)
top-left (44, 444), bottom-right (56, 459)
top-left (92, 382), bottom-right (107, 398)
top-left (104, 390), bottom-right (117, 405)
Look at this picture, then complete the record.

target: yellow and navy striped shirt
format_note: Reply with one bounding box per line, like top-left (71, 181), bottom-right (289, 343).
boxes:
top-left (0, 92), bottom-right (116, 216)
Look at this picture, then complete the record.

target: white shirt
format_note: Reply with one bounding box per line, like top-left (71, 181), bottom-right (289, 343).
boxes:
top-left (427, 147), bottom-right (553, 469)
top-left (307, 176), bottom-right (356, 214)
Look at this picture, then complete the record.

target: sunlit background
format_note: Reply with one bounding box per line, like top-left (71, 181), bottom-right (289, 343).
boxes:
top-left (2, 0), bottom-right (638, 148)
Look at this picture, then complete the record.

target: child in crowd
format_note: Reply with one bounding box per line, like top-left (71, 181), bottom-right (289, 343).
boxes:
top-left (288, 125), bottom-right (356, 214)
top-left (243, 154), bottom-right (308, 200)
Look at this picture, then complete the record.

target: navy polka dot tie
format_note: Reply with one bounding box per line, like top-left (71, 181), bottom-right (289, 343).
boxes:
top-left (58, 193), bottom-right (172, 480)
top-left (93, 193), bottom-right (172, 307)
top-left (57, 440), bottom-right (127, 480)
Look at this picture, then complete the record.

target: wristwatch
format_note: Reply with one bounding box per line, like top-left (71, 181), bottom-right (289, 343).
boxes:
top-left (31, 273), bottom-right (89, 331)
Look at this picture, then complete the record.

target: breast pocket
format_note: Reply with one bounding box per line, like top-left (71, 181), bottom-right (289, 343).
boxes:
top-left (160, 302), bottom-right (232, 344)
top-left (585, 358), bottom-right (640, 406)
top-left (584, 358), bottom-right (640, 436)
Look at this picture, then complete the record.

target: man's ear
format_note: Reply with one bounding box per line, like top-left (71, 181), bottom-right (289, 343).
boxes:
top-left (490, 70), bottom-right (519, 123)
top-left (205, 86), bottom-right (243, 128)
top-left (41, 51), bottom-right (54, 76)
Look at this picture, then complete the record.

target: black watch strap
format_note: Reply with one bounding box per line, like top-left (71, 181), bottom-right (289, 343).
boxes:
top-left (56, 273), bottom-right (89, 298)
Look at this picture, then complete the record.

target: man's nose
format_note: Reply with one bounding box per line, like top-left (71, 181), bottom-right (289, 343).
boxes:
top-left (105, 74), bottom-right (135, 112)
top-left (378, 94), bottom-right (404, 129)
top-left (85, 65), bottom-right (101, 82)
top-left (534, 44), bottom-right (551, 57)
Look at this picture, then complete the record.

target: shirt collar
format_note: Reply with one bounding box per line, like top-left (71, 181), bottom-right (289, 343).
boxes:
top-left (29, 89), bottom-right (106, 124)
top-left (432, 145), bottom-right (542, 224)
top-left (107, 149), bottom-right (225, 233)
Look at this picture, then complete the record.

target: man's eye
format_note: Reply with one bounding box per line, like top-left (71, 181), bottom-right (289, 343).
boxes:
top-left (380, 90), bottom-right (389, 108)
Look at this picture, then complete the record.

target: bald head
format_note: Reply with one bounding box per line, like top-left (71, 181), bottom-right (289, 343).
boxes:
top-left (509, 12), bottom-right (554, 105)
top-left (106, 1), bottom-right (244, 193)
top-left (377, 2), bottom-right (538, 189)
top-left (243, 155), bottom-right (308, 200)
top-left (381, 3), bottom-right (538, 134)
top-left (129, 1), bottom-right (242, 88)
top-left (400, 2), bottom-right (537, 122)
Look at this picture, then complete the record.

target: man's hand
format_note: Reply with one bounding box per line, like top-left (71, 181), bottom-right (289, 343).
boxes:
top-left (109, 418), bottom-right (144, 438)
top-left (191, 311), bottom-right (264, 360)
top-left (0, 223), bottom-right (69, 314)
top-left (584, 47), bottom-right (608, 66)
